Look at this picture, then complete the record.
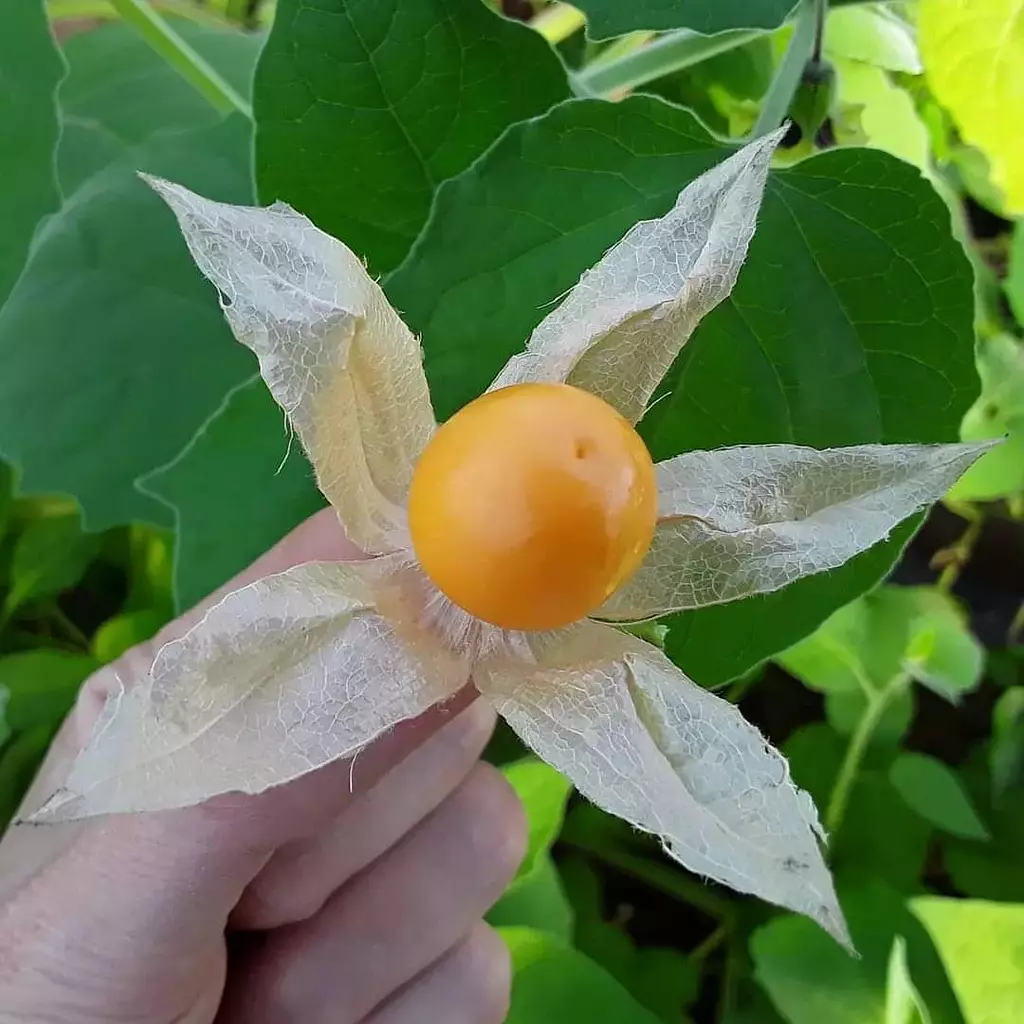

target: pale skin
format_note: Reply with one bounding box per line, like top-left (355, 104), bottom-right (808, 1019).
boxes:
top-left (0, 509), bottom-right (527, 1023)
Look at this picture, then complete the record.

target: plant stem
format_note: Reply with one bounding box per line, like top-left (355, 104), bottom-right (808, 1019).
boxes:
top-left (108, 0), bottom-right (251, 117)
top-left (690, 924), bottom-right (727, 962)
top-left (933, 515), bottom-right (983, 593)
top-left (47, 603), bottom-right (91, 651)
top-left (750, 0), bottom-right (818, 137)
top-left (575, 27), bottom-right (762, 98)
top-left (811, 0), bottom-right (828, 63)
top-left (825, 672), bottom-right (910, 835)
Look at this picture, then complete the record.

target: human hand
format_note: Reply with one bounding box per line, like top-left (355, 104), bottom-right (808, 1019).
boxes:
top-left (0, 510), bottom-right (526, 1023)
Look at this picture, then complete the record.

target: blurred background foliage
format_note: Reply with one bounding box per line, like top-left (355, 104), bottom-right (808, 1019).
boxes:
top-left (2, 1), bottom-right (1023, 1021)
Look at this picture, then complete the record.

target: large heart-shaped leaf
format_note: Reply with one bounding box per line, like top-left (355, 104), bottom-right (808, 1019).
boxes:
top-left (0, 21), bottom-right (263, 530)
top-left (141, 377), bottom-right (324, 610)
top-left (573, 0), bottom-right (866, 39)
top-left (254, 0), bottom-right (569, 273)
top-left (0, 118), bottom-right (255, 529)
top-left (0, 0), bottom-right (63, 311)
top-left (385, 96), bottom-right (975, 683)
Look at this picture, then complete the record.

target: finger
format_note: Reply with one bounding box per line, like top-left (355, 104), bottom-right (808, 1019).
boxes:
top-left (218, 763), bottom-right (527, 1024)
top-left (359, 923), bottom-right (511, 1024)
top-left (234, 697), bottom-right (497, 930)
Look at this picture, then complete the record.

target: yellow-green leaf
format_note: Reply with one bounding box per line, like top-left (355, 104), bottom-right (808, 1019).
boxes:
top-left (911, 898), bottom-right (1024, 1024)
top-left (919, 0), bottom-right (1024, 214)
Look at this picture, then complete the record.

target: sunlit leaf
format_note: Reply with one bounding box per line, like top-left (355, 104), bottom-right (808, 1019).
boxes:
top-left (948, 335), bottom-right (1024, 502)
top-left (890, 753), bottom-right (991, 842)
top-left (825, 6), bottom-right (921, 74)
top-left (886, 936), bottom-right (934, 1024)
top-left (255, 0), bottom-right (569, 272)
top-left (488, 758), bottom-right (574, 938)
top-left (832, 60), bottom-right (930, 172)
top-left (488, 856), bottom-right (574, 940)
top-left (919, 0), bottom-right (1024, 214)
top-left (911, 898), bottom-right (1024, 1024)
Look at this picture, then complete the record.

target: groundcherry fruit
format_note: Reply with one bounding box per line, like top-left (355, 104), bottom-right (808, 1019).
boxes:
top-left (408, 383), bottom-right (658, 631)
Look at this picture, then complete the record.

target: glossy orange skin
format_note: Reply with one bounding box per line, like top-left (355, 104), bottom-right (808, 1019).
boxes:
top-left (408, 383), bottom-right (657, 631)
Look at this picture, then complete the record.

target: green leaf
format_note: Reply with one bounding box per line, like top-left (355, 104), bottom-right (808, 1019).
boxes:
top-left (920, 0), bottom-right (1024, 214)
top-left (0, 461), bottom-right (14, 542)
top-left (254, 0), bottom-right (569, 273)
top-left (387, 95), bottom-right (974, 686)
top-left (488, 757), bottom-right (575, 938)
top-left (57, 18), bottom-right (262, 193)
top-left (0, 118), bottom-right (255, 530)
top-left (825, 6), bottom-right (921, 74)
top-left (0, 725), bottom-right (56, 828)
top-left (1008, 225), bottom-right (1024, 328)
top-left (0, 0), bottom-right (64, 310)
top-left (833, 773), bottom-right (932, 893)
top-left (887, 936), bottom-right (934, 1024)
top-left (92, 609), bottom-right (168, 665)
top-left (890, 753), bottom-right (990, 843)
top-left (644, 34), bottom-right (775, 137)
top-left (488, 855), bottom-right (574, 939)
top-left (943, 755), bottom-right (1024, 902)
top-left (781, 587), bottom-right (983, 722)
top-left (753, 881), bottom-right (965, 1024)
top-left (0, 690), bottom-right (10, 756)
top-left (503, 757), bottom-right (574, 881)
top-left (1, 514), bottom-right (99, 620)
top-left (572, 0), bottom-right (864, 39)
top-left (831, 60), bottom-right (930, 172)
top-left (910, 898), bottom-right (1024, 1024)
top-left (141, 377), bottom-right (325, 611)
top-left (560, 855), bottom-right (700, 1022)
top-left (501, 927), bottom-right (663, 1024)
top-left (948, 335), bottom-right (1024, 502)
top-left (753, 915), bottom-right (886, 1024)
top-left (990, 688), bottom-right (1024, 801)
top-left (784, 722), bottom-right (846, 812)
top-left (0, 651), bottom-right (96, 731)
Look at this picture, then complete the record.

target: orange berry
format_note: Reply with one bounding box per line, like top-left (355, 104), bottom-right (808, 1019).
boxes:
top-left (408, 383), bottom-right (657, 631)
